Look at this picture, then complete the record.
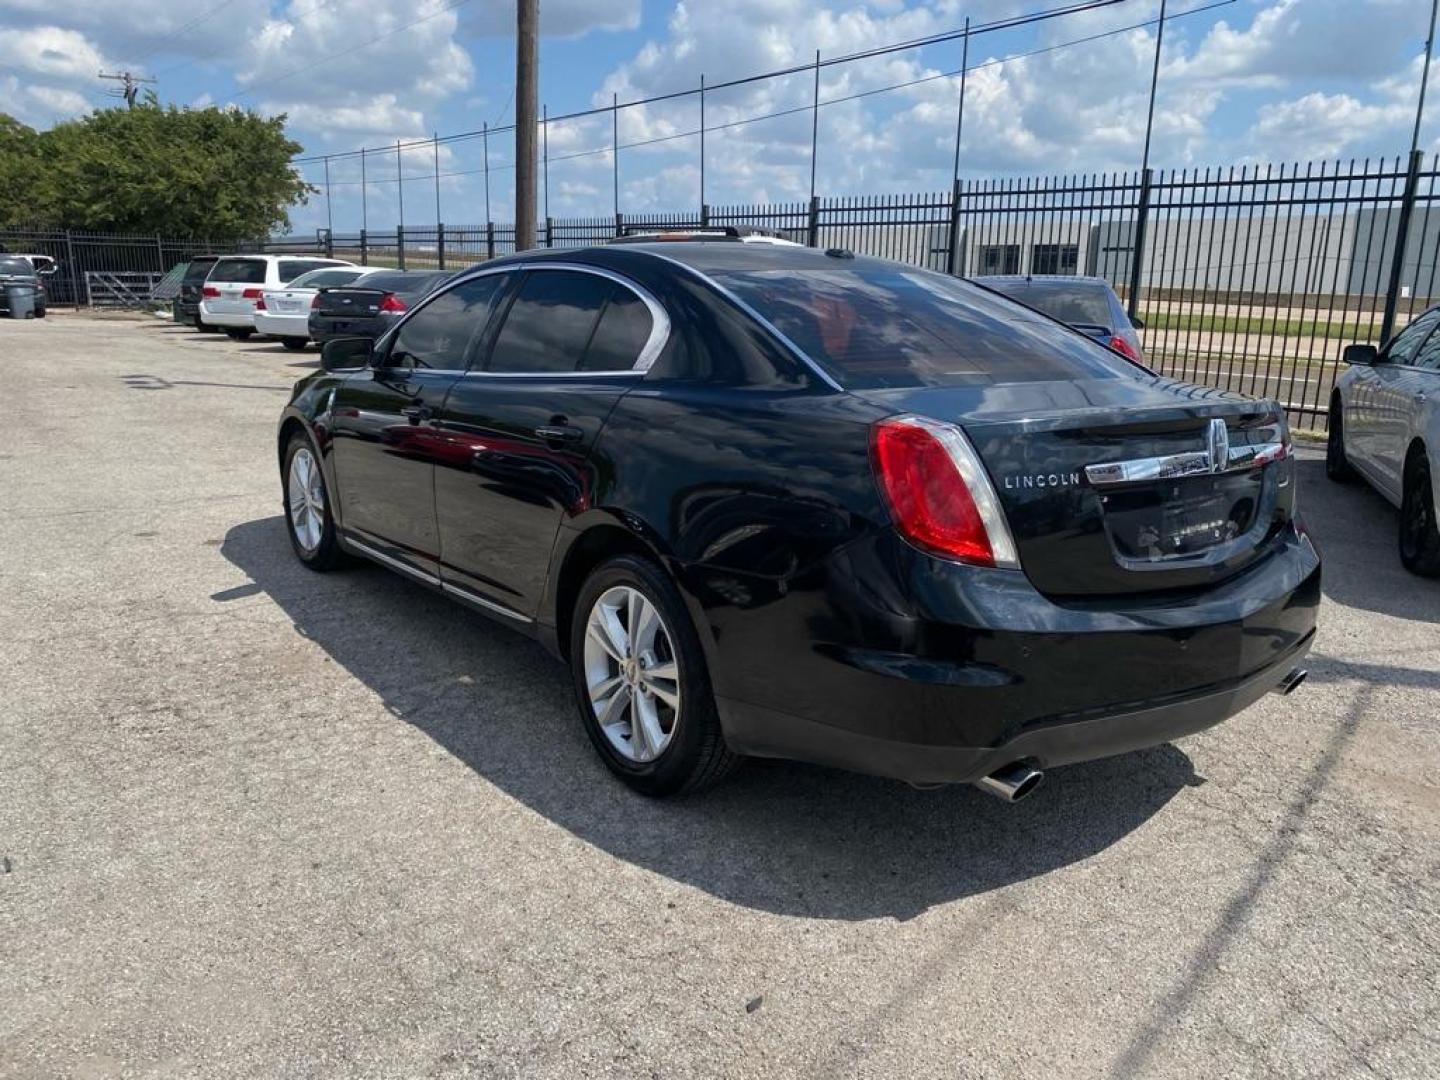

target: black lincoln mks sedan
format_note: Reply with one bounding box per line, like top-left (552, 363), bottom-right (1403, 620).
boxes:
top-left (276, 237), bottom-right (1320, 800)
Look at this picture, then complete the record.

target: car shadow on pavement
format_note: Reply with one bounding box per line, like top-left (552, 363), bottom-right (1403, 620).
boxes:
top-left (222, 515), bottom-right (1198, 921)
top-left (1294, 454), bottom-right (1439, 622)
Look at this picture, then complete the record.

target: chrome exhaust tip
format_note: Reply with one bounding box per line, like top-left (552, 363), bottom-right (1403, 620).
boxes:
top-left (973, 762), bottom-right (1044, 803)
top-left (1272, 668), bottom-right (1308, 696)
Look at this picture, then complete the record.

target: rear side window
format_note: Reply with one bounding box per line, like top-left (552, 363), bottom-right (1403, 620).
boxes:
top-left (983, 280), bottom-right (1114, 329)
top-left (209, 258), bottom-right (266, 284)
top-left (578, 287), bottom-right (653, 371)
top-left (718, 265), bottom-right (1135, 389)
top-left (388, 276), bottom-right (507, 370)
top-left (487, 270), bottom-right (612, 374)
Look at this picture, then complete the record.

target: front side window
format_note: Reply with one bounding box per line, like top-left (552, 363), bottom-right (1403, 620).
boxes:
top-left (1412, 321), bottom-right (1440, 372)
top-left (718, 264), bottom-right (1137, 389)
top-left (1385, 310), bottom-right (1440, 367)
top-left (183, 260), bottom-right (216, 284)
top-left (487, 271), bottom-right (613, 374)
top-left (208, 258), bottom-right (266, 284)
top-left (387, 275), bottom-right (508, 370)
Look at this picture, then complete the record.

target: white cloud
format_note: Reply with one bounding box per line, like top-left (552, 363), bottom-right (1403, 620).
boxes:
top-left (1242, 91), bottom-right (1413, 161)
top-left (0, 25), bottom-right (107, 80)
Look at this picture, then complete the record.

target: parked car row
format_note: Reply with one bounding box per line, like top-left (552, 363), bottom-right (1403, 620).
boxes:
top-left (0, 255), bottom-right (50, 318)
top-left (172, 253), bottom-right (449, 349)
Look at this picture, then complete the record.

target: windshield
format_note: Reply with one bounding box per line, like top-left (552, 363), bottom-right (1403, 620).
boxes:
top-left (981, 279), bottom-right (1115, 329)
top-left (716, 264), bottom-right (1134, 389)
top-left (182, 259), bottom-right (217, 284)
top-left (287, 268), bottom-right (365, 289)
top-left (209, 258), bottom-right (267, 284)
top-left (0, 256), bottom-right (36, 277)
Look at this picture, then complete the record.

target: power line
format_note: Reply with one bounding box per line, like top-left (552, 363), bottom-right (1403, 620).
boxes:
top-left (291, 0), bottom-right (1167, 165)
top-left (303, 0), bottom-right (1230, 189)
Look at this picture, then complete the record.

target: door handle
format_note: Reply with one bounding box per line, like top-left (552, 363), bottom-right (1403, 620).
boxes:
top-left (403, 403), bottom-right (432, 424)
top-left (535, 423), bottom-right (584, 444)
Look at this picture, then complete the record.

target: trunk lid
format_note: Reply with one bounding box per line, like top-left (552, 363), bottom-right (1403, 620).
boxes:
top-left (857, 378), bottom-right (1296, 597)
top-left (264, 287), bottom-right (316, 315)
top-left (313, 287), bottom-right (385, 317)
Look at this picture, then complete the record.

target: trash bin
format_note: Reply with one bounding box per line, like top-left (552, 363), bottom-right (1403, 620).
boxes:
top-left (4, 283), bottom-right (37, 319)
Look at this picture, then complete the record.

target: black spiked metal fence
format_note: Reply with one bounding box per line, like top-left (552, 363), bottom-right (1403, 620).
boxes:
top-left (5, 151), bottom-right (1438, 432)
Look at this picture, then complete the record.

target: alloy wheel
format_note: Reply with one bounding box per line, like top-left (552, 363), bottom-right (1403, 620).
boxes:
top-left (582, 585), bottom-right (681, 763)
top-left (287, 446), bottom-right (326, 553)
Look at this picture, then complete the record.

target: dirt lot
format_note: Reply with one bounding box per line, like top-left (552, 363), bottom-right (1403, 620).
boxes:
top-left (2, 313), bottom-right (1438, 1079)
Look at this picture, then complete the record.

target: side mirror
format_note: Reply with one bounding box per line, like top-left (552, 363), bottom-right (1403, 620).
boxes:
top-left (38, 264), bottom-right (57, 276)
top-left (1343, 343), bottom-right (1379, 366)
top-left (321, 336), bottom-right (372, 373)
top-left (1129, 314), bottom-right (1145, 330)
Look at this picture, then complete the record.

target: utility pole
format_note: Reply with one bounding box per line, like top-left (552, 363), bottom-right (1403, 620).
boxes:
top-left (433, 131), bottom-right (442, 227)
top-left (515, 0), bottom-right (539, 250)
top-left (809, 50), bottom-right (821, 204)
top-left (1412, 0), bottom-right (1438, 155)
top-left (1139, 0), bottom-right (1167, 175)
top-left (98, 70), bottom-right (156, 108)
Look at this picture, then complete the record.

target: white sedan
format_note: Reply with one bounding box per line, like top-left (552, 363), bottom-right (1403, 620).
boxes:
top-left (1328, 304), bottom-right (1440, 575)
top-left (254, 266), bottom-right (369, 350)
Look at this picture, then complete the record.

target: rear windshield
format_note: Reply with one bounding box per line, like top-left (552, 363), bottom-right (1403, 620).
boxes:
top-left (353, 271), bottom-right (445, 295)
top-left (209, 258), bottom-right (266, 284)
top-left (288, 268), bottom-right (364, 289)
top-left (182, 258), bottom-right (217, 283)
top-left (982, 279), bottom-right (1114, 329)
top-left (0, 256), bottom-right (35, 276)
top-left (717, 264), bottom-right (1134, 389)
top-left (278, 259), bottom-right (346, 283)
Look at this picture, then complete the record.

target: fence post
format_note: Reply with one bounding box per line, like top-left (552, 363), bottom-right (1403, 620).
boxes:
top-left (324, 229), bottom-right (334, 259)
top-left (945, 178), bottom-right (962, 276)
top-left (1381, 149), bottom-right (1424, 343)
top-left (397, 224), bottom-right (406, 270)
top-left (545, 217), bottom-right (553, 248)
top-left (807, 196), bottom-right (820, 248)
top-left (64, 229), bottom-right (79, 308)
top-left (1126, 168), bottom-right (1153, 320)
top-left (701, 204), bottom-right (710, 228)
top-left (486, 221), bottom-right (495, 260)
top-left (360, 229), bottom-right (368, 266)
top-left (154, 234), bottom-right (165, 272)
top-left (615, 212), bottom-right (624, 239)
top-left (437, 222), bottom-right (446, 271)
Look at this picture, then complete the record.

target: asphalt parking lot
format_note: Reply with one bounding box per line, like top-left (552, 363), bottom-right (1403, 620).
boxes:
top-left (2, 312), bottom-right (1438, 1079)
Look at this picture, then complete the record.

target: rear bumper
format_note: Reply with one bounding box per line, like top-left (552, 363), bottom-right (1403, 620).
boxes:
top-left (254, 312), bottom-right (309, 337)
top-left (199, 301), bottom-right (255, 328)
top-left (309, 314), bottom-right (392, 342)
top-left (707, 525), bottom-right (1322, 785)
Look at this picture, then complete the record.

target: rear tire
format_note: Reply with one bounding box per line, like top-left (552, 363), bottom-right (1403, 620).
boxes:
top-left (283, 432), bottom-right (345, 572)
top-left (281, 337), bottom-right (309, 351)
top-left (568, 555), bottom-right (740, 796)
top-left (1399, 450), bottom-right (1440, 577)
top-left (1326, 396), bottom-right (1356, 483)
top-left (225, 327), bottom-right (253, 341)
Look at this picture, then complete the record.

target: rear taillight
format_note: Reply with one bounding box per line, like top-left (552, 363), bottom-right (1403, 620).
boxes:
top-left (202, 285), bottom-right (219, 298)
top-left (311, 293), bottom-right (323, 309)
top-left (870, 415), bottom-right (1019, 569)
top-left (241, 288), bottom-right (264, 300)
top-left (1108, 334), bottom-right (1142, 362)
top-left (254, 295), bottom-right (266, 311)
top-left (379, 293), bottom-right (407, 313)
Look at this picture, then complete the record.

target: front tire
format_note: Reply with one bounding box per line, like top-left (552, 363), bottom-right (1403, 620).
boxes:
top-left (569, 555), bottom-right (740, 796)
top-left (281, 337), bottom-right (309, 352)
top-left (1399, 451), bottom-right (1440, 577)
top-left (283, 433), bottom-right (345, 571)
top-left (1326, 396), bottom-right (1356, 483)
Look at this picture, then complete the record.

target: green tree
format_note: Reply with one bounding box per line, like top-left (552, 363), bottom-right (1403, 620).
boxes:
top-left (0, 103), bottom-right (315, 240)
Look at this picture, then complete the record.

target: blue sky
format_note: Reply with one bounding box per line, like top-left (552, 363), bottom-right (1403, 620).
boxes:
top-left (1, 0), bottom-right (1435, 235)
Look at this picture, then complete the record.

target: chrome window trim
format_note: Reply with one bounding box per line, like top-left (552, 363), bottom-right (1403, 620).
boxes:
top-left (410, 260), bottom-right (670, 377)
top-left (628, 248), bottom-right (846, 392)
top-left (344, 536), bottom-right (533, 624)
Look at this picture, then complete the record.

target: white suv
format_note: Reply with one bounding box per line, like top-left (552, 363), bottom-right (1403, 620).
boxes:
top-left (1328, 305), bottom-right (1440, 575)
top-left (199, 255), bottom-right (356, 339)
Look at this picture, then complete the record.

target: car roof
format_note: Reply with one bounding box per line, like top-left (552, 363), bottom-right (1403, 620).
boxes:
top-left (212, 253), bottom-right (351, 263)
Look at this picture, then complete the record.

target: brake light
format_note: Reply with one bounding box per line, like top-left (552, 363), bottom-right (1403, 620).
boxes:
top-left (241, 288), bottom-right (264, 300)
top-left (870, 415), bottom-right (1019, 568)
top-left (379, 293), bottom-right (407, 313)
top-left (1108, 334), bottom-right (1142, 362)
top-left (202, 285), bottom-right (219, 298)
top-left (254, 295), bottom-right (266, 311)
top-left (311, 293), bottom-right (323, 309)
